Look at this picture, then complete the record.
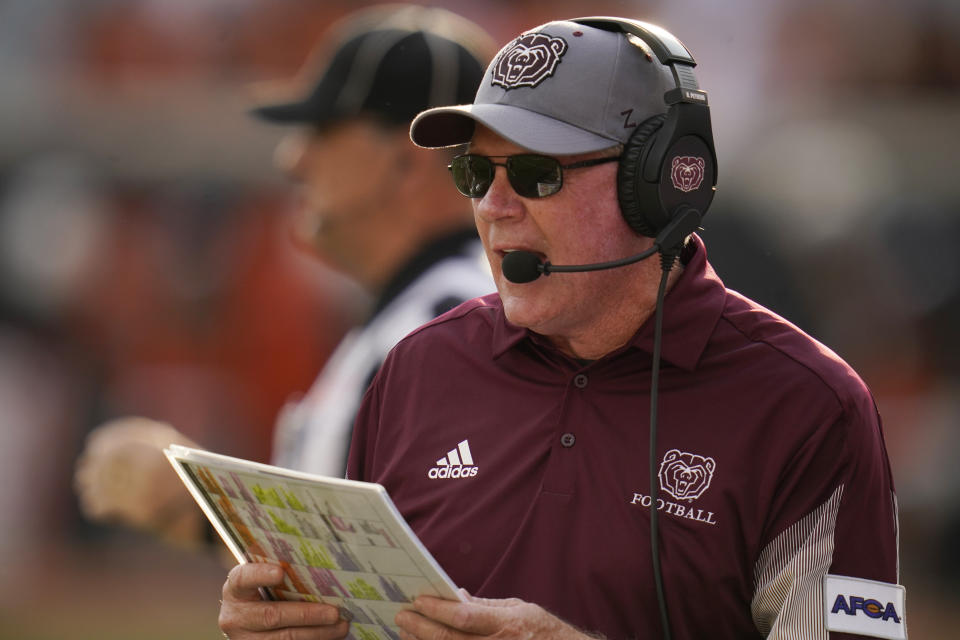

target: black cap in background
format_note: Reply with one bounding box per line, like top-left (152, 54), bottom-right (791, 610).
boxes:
top-left (250, 4), bottom-right (494, 128)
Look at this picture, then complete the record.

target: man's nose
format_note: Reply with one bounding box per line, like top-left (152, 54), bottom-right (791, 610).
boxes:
top-left (474, 167), bottom-right (524, 222)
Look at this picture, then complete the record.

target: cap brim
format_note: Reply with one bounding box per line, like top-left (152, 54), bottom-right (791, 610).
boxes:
top-left (249, 97), bottom-right (338, 125)
top-left (410, 103), bottom-right (619, 155)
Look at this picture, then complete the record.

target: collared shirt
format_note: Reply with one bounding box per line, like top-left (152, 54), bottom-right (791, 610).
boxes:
top-left (348, 235), bottom-right (902, 640)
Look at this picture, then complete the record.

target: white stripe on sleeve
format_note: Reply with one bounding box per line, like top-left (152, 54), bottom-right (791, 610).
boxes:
top-left (752, 484), bottom-right (844, 639)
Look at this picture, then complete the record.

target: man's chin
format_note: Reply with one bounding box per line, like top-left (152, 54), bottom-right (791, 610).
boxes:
top-left (500, 291), bottom-right (548, 331)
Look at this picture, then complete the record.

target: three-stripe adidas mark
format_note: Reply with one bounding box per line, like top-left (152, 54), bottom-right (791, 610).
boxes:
top-left (427, 439), bottom-right (478, 479)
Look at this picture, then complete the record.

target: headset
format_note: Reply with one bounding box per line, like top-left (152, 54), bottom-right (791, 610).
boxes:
top-left (569, 17), bottom-right (718, 640)
top-left (571, 17), bottom-right (717, 239)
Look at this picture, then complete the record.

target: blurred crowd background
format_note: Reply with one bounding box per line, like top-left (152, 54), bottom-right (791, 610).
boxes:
top-left (0, 0), bottom-right (957, 638)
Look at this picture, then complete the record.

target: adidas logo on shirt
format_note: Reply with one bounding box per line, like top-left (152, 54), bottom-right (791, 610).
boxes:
top-left (427, 439), bottom-right (478, 479)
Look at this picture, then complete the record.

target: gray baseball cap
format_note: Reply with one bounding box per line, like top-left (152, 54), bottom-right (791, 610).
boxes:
top-left (409, 19), bottom-right (678, 155)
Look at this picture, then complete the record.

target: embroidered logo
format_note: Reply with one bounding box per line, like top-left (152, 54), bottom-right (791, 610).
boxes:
top-left (670, 156), bottom-right (706, 192)
top-left (427, 440), bottom-right (478, 479)
top-left (491, 33), bottom-right (567, 90)
top-left (658, 449), bottom-right (716, 502)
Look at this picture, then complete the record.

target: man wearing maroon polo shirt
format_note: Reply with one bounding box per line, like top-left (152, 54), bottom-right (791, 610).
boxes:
top-left (218, 17), bottom-right (905, 640)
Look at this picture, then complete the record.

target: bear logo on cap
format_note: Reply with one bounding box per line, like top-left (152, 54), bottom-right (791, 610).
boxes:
top-left (491, 33), bottom-right (567, 90)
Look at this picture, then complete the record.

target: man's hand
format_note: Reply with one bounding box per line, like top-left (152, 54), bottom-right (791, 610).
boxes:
top-left (394, 592), bottom-right (602, 640)
top-left (73, 417), bottom-right (203, 546)
top-left (219, 563), bottom-right (350, 639)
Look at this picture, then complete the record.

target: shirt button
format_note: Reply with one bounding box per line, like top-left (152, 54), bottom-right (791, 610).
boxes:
top-left (573, 374), bottom-right (588, 388)
top-left (560, 433), bottom-right (576, 448)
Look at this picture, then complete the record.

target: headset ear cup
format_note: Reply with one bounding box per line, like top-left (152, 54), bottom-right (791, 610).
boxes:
top-left (617, 114), bottom-right (668, 237)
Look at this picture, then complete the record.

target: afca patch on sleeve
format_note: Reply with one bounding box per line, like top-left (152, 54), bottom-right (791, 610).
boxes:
top-left (824, 574), bottom-right (907, 639)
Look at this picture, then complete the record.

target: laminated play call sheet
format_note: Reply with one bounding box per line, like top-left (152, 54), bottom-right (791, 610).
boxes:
top-left (165, 445), bottom-right (463, 640)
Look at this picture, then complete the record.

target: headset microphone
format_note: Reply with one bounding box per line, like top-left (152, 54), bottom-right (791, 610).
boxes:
top-left (501, 206), bottom-right (702, 284)
top-left (500, 250), bottom-right (546, 284)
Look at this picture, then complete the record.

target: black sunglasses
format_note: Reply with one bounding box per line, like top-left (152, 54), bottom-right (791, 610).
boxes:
top-left (448, 153), bottom-right (620, 199)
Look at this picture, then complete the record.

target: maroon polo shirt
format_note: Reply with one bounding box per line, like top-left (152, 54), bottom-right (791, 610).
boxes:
top-left (347, 235), bottom-right (901, 640)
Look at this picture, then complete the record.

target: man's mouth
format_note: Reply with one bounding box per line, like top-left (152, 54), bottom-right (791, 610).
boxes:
top-left (500, 248), bottom-right (547, 261)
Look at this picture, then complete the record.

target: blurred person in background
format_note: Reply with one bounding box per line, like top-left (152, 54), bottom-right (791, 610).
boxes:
top-left (73, 3), bottom-right (495, 548)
